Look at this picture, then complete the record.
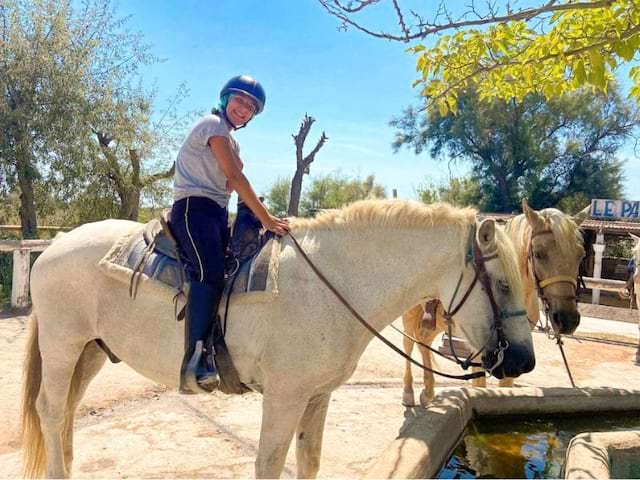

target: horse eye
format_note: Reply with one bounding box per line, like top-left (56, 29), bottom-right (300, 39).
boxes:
top-left (498, 280), bottom-right (510, 293)
top-left (534, 251), bottom-right (544, 260)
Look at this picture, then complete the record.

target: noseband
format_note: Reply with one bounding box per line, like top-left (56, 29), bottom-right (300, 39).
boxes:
top-left (442, 225), bottom-right (527, 375)
top-left (528, 230), bottom-right (580, 314)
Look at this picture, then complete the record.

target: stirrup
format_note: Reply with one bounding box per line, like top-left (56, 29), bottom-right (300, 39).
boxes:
top-left (181, 341), bottom-right (219, 394)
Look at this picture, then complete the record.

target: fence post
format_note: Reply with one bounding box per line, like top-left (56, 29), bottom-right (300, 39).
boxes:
top-left (11, 249), bottom-right (30, 309)
top-left (591, 231), bottom-right (605, 305)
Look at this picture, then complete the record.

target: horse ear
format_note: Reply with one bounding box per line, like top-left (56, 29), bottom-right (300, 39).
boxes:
top-left (572, 205), bottom-right (591, 226)
top-left (522, 201), bottom-right (545, 231)
top-left (477, 218), bottom-right (496, 249)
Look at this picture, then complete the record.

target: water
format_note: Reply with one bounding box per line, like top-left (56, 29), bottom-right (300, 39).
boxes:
top-left (437, 412), bottom-right (640, 479)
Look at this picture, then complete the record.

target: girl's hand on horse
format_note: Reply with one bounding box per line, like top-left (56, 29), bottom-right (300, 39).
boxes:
top-left (263, 215), bottom-right (290, 236)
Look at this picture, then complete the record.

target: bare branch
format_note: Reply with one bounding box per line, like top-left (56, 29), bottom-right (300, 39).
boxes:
top-left (141, 162), bottom-right (175, 188)
top-left (304, 132), bottom-right (329, 170)
top-left (292, 114), bottom-right (316, 166)
top-left (318, 0), bottom-right (615, 42)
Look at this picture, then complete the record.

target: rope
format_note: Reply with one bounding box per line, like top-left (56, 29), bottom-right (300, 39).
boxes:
top-left (556, 335), bottom-right (577, 388)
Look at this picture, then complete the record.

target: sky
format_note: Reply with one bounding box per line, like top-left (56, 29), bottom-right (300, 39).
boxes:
top-left (119, 0), bottom-right (640, 207)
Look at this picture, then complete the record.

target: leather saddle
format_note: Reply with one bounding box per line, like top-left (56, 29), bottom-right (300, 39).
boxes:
top-left (131, 202), bottom-right (274, 301)
top-left (126, 202), bottom-right (273, 395)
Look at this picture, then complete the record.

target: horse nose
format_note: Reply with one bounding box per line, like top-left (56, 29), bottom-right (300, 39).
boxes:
top-left (552, 310), bottom-right (580, 335)
top-left (483, 343), bottom-right (535, 379)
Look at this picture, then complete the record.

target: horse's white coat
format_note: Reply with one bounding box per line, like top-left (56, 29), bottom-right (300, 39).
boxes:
top-left (22, 200), bottom-right (534, 478)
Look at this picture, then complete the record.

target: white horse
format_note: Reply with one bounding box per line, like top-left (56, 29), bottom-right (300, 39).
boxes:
top-left (21, 199), bottom-right (535, 478)
top-left (631, 234), bottom-right (640, 365)
top-left (402, 201), bottom-right (588, 406)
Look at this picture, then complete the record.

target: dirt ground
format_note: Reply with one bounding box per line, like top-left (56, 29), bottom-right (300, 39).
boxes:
top-left (0, 311), bottom-right (638, 479)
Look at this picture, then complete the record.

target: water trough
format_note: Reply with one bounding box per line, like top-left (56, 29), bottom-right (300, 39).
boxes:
top-left (365, 387), bottom-right (640, 479)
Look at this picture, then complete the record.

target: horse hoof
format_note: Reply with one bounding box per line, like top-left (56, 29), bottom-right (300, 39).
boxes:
top-left (402, 390), bottom-right (416, 407)
top-left (419, 389), bottom-right (433, 407)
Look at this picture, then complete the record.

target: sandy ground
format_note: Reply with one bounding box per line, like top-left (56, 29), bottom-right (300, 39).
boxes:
top-left (0, 311), bottom-right (638, 479)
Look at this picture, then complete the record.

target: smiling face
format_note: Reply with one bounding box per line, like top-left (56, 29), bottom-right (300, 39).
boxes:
top-left (225, 93), bottom-right (257, 127)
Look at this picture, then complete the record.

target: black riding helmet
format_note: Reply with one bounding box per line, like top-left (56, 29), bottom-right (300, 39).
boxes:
top-left (220, 75), bottom-right (266, 114)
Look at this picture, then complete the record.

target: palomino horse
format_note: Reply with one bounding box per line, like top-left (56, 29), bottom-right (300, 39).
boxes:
top-left (631, 234), bottom-right (640, 365)
top-left (402, 200), bottom-right (588, 406)
top-left (21, 200), bottom-right (535, 478)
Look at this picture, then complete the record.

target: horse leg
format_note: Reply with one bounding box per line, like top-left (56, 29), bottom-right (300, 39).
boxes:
top-left (402, 306), bottom-right (422, 406)
top-left (417, 328), bottom-right (440, 407)
top-left (498, 377), bottom-right (515, 388)
top-left (255, 390), bottom-right (310, 478)
top-left (36, 337), bottom-right (89, 478)
top-left (62, 341), bottom-right (108, 474)
top-left (295, 392), bottom-right (331, 479)
top-left (471, 366), bottom-right (486, 388)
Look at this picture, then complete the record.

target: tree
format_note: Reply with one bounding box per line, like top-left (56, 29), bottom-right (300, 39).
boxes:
top-left (299, 172), bottom-right (386, 215)
top-left (288, 114), bottom-right (328, 216)
top-left (0, 0), bottom-right (175, 236)
top-left (416, 176), bottom-right (482, 207)
top-left (319, 1), bottom-right (640, 113)
top-left (263, 176), bottom-right (291, 218)
top-left (89, 82), bottom-right (193, 221)
top-left (391, 86), bottom-right (636, 212)
top-left (264, 172), bottom-right (387, 217)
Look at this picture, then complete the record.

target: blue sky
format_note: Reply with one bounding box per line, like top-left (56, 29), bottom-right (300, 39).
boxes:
top-left (120, 0), bottom-right (640, 206)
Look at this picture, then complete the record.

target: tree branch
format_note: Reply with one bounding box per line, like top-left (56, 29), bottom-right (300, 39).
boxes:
top-left (420, 22), bottom-right (640, 111)
top-left (141, 162), bottom-right (176, 188)
top-left (319, 0), bottom-right (615, 42)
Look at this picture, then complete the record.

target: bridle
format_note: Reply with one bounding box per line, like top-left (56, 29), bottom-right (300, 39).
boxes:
top-left (528, 229), bottom-right (581, 317)
top-left (288, 223), bottom-right (526, 380)
top-left (527, 227), bottom-right (584, 389)
top-left (440, 224), bottom-right (527, 376)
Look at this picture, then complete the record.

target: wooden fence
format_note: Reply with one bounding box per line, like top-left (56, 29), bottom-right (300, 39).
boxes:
top-left (0, 239), bottom-right (52, 309)
top-left (0, 224), bottom-right (68, 309)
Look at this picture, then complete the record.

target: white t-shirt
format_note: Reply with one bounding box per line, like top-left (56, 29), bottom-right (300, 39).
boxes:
top-left (174, 114), bottom-right (239, 208)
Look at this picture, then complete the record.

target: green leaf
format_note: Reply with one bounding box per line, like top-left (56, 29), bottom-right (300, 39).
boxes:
top-left (573, 59), bottom-right (586, 84)
top-left (589, 52), bottom-right (606, 88)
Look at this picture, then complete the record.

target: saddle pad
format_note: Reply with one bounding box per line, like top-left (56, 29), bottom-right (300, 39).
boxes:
top-left (98, 227), bottom-right (280, 303)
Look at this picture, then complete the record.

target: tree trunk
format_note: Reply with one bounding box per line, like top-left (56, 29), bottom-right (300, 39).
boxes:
top-left (118, 189), bottom-right (140, 221)
top-left (288, 169), bottom-right (305, 217)
top-left (15, 142), bottom-right (38, 239)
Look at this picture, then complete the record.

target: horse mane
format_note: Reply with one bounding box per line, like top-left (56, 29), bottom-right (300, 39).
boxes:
top-left (493, 224), bottom-right (524, 301)
top-left (290, 199), bottom-right (522, 299)
top-left (289, 199), bottom-right (477, 231)
top-left (507, 208), bottom-right (584, 259)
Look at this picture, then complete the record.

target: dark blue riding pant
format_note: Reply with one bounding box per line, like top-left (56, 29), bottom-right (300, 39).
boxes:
top-left (171, 196), bottom-right (229, 286)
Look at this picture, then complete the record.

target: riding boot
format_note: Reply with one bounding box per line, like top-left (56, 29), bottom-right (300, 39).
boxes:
top-left (179, 281), bottom-right (223, 394)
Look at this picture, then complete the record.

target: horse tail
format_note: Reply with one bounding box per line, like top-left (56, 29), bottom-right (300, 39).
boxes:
top-left (21, 313), bottom-right (45, 478)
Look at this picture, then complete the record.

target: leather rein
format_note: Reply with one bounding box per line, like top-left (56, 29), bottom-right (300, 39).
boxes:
top-left (288, 225), bottom-right (526, 381)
